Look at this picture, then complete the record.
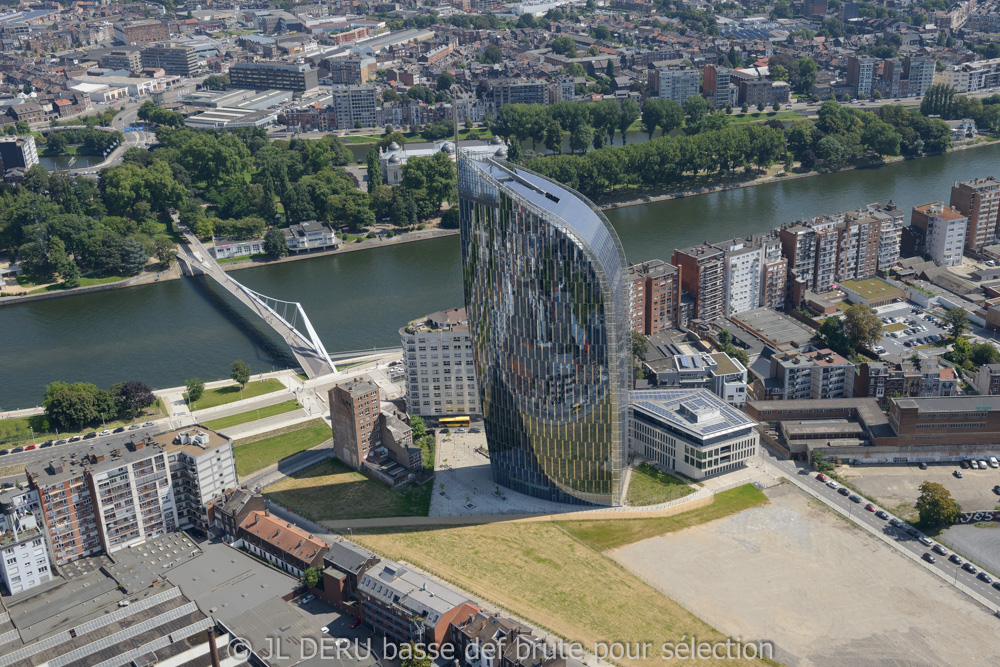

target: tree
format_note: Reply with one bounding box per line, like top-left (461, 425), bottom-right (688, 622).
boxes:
top-left (153, 236), bottom-right (177, 267)
top-left (185, 378), bottom-right (204, 404)
top-left (302, 566), bottom-right (323, 589)
top-left (46, 388), bottom-right (98, 430)
top-left (618, 99), bottom-right (639, 140)
top-left (263, 227), bottom-right (289, 259)
top-left (812, 450), bottom-right (835, 474)
top-left (410, 414), bottom-right (427, 439)
top-left (757, 101), bottom-right (766, 112)
top-left (916, 481), bottom-right (962, 526)
top-left (569, 123), bottom-right (593, 154)
top-left (400, 643), bottom-right (433, 667)
top-left (114, 381), bottom-right (155, 419)
top-left (231, 359), bottom-right (251, 389)
top-left (203, 74), bottom-right (230, 90)
top-left (605, 60), bottom-right (615, 78)
top-left (436, 72), bottom-right (455, 91)
top-left (366, 147), bottom-right (381, 194)
top-left (771, 64), bottom-right (789, 82)
top-left (550, 36), bottom-right (577, 58)
top-left (629, 330), bottom-right (648, 364)
top-left (841, 303), bottom-right (882, 351)
top-left (481, 44), bottom-right (503, 64)
top-left (545, 120), bottom-right (563, 154)
top-left (861, 119), bottom-right (902, 156)
top-left (796, 57), bottom-right (818, 93)
top-left (741, 102), bottom-right (749, 114)
top-left (119, 237), bottom-right (150, 276)
top-left (942, 308), bottom-right (968, 340)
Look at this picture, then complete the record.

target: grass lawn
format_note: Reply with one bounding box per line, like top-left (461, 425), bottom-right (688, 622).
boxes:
top-left (625, 463), bottom-right (694, 506)
top-left (730, 111), bottom-right (801, 125)
top-left (0, 400), bottom-right (167, 447)
top-left (353, 487), bottom-right (769, 667)
top-left (264, 458), bottom-right (431, 520)
top-left (203, 399), bottom-right (301, 431)
top-left (28, 274), bottom-right (128, 294)
top-left (187, 378), bottom-right (284, 410)
top-left (234, 419), bottom-right (330, 477)
top-left (885, 322), bottom-right (907, 332)
top-left (218, 253), bottom-right (267, 264)
top-left (558, 484), bottom-right (770, 551)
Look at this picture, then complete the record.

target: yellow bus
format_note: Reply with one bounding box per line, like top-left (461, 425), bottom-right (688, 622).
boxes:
top-left (438, 416), bottom-right (471, 427)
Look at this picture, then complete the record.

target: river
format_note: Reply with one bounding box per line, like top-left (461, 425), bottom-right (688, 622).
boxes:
top-left (2, 144), bottom-right (999, 408)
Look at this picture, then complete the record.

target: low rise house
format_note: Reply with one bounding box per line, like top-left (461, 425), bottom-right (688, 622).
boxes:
top-left (237, 509), bottom-right (328, 577)
top-left (283, 220), bottom-right (340, 252)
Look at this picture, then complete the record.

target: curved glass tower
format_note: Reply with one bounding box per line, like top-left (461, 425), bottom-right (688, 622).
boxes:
top-left (458, 154), bottom-right (630, 506)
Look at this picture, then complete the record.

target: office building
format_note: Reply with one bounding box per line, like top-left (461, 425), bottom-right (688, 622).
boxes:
top-left (672, 245), bottom-right (725, 322)
top-left (847, 56), bottom-right (876, 97)
top-left (910, 202), bottom-right (967, 267)
top-left (652, 67), bottom-right (700, 104)
top-left (0, 488), bottom-right (52, 594)
top-left (0, 135), bottom-right (38, 173)
top-left (489, 79), bottom-right (549, 108)
top-left (731, 68), bottom-right (790, 106)
top-left (140, 43), bottom-right (199, 76)
top-left (400, 307), bottom-right (480, 418)
top-left (626, 260), bottom-right (681, 335)
top-left (114, 20), bottom-right (168, 45)
top-left (643, 352), bottom-right (749, 406)
top-left (950, 176), bottom-right (1000, 254)
top-left (458, 154), bottom-right (631, 505)
top-left (630, 389), bottom-right (758, 479)
top-left (326, 55), bottom-right (376, 85)
top-left (100, 49), bottom-right (142, 73)
top-left (230, 61), bottom-right (319, 92)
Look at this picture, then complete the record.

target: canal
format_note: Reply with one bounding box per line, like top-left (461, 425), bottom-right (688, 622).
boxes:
top-left (2, 144), bottom-right (999, 408)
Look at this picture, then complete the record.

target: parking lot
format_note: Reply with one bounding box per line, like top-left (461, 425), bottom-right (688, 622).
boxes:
top-left (610, 483), bottom-right (999, 667)
top-left (872, 303), bottom-right (949, 358)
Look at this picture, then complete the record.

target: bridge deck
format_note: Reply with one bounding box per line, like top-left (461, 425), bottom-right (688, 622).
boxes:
top-left (176, 230), bottom-right (335, 379)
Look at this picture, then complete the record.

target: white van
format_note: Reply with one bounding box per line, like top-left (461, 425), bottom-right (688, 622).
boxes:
top-left (990, 456), bottom-right (999, 469)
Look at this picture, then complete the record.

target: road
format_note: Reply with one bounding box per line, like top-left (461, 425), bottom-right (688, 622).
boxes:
top-left (761, 446), bottom-right (1000, 611)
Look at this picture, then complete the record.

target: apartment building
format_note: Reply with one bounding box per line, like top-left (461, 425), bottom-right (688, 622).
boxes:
top-left (911, 202), bottom-right (968, 267)
top-left (0, 488), bottom-right (52, 595)
top-left (114, 20), bottom-right (168, 45)
top-left (630, 389), bottom-right (759, 479)
top-left (731, 68), bottom-right (790, 106)
top-left (672, 245), bottom-right (724, 322)
top-left (702, 64), bottom-right (737, 108)
top-left (768, 348), bottom-right (855, 400)
top-left (652, 67), bottom-right (700, 104)
top-left (400, 307), bottom-right (480, 418)
top-left (626, 260), bottom-right (681, 335)
top-left (100, 49), bottom-right (142, 73)
top-left (712, 236), bottom-right (786, 316)
top-left (779, 221), bottom-right (840, 295)
top-left (325, 55), bottom-right (376, 85)
top-left (0, 135), bottom-right (38, 173)
top-left (25, 427), bottom-right (234, 566)
top-left (358, 559), bottom-right (471, 645)
top-left (903, 56), bottom-right (935, 98)
top-left (208, 486), bottom-right (265, 542)
top-left (489, 79), bottom-right (549, 107)
top-left (164, 429), bottom-right (238, 533)
top-left (950, 177), bottom-right (1000, 255)
top-left (940, 57), bottom-right (1000, 93)
top-left (855, 358), bottom-right (958, 406)
top-left (237, 509), bottom-right (328, 577)
top-left (230, 61), bottom-right (319, 92)
top-left (847, 56), bottom-right (876, 97)
top-left (975, 363), bottom-right (1000, 395)
top-left (331, 84), bottom-right (378, 128)
top-left (140, 43), bottom-right (199, 76)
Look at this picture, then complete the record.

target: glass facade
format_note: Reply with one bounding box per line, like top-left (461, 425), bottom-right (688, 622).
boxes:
top-left (458, 155), bottom-right (630, 505)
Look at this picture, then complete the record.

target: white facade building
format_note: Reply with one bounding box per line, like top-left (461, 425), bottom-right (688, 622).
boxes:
top-left (630, 389), bottom-right (759, 479)
top-left (380, 139), bottom-right (506, 186)
top-left (212, 237), bottom-right (265, 259)
top-left (914, 202), bottom-right (968, 267)
top-left (284, 220), bottom-right (340, 252)
top-left (0, 488), bottom-right (52, 595)
top-left (165, 429), bottom-right (238, 533)
top-left (400, 307), bottom-right (481, 418)
top-left (656, 68), bottom-right (700, 105)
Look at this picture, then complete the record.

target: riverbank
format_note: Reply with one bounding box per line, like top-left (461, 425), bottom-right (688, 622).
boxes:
top-left (0, 226), bottom-right (458, 307)
top-left (599, 137), bottom-right (999, 211)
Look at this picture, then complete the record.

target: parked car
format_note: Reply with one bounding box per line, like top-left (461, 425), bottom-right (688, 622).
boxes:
top-left (889, 518), bottom-right (903, 527)
top-left (11, 446), bottom-right (23, 453)
top-left (961, 460), bottom-right (970, 469)
top-left (113, 426), bottom-right (125, 433)
top-left (826, 480), bottom-right (839, 489)
top-left (875, 510), bottom-right (889, 520)
top-left (979, 460), bottom-right (989, 469)
top-left (922, 553), bottom-right (936, 564)
top-left (963, 562), bottom-right (978, 574)
top-left (55, 439), bottom-right (66, 445)
top-left (918, 462), bottom-right (927, 470)
top-left (40, 441), bottom-right (53, 448)
top-left (849, 494), bottom-right (862, 503)
top-left (950, 554), bottom-right (963, 565)
top-left (349, 617), bottom-right (363, 629)
top-left (299, 594), bottom-right (314, 605)
top-left (816, 473), bottom-right (829, 482)
top-left (990, 456), bottom-right (999, 468)
top-left (0, 449), bottom-right (8, 456)
top-left (25, 444), bottom-right (35, 450)
top-left (994, 485), bottom-right (1000, 495)
top-left (978, 572), bottom-right (993, 584)
top-left (69, 435), bottom-right (82, 442)
top-left (838, 487), bottom-right (850, 496)
top-left (932, 544), bottom-right (948, 556)
top-left (918, 536), bottom-right (933, 547)
top-left (143, 421), bottom-right (154, 427)
top-left (992, 581), bottom-right (1000, 592)
top-left (970, 460), bottom-right (979, 469)
top-left (955, 470), bottom-right (964, 478)
top-left (128, 424), bottom-right (141, 430)
top-left (99, 429), bottom-right (111, 436)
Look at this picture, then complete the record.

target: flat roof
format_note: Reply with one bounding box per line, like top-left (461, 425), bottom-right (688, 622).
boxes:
top-left (630, 388), bottom-right (755, 441)
top-left (894, 395), bottom-right (1000, 412)
top-left (730, 307), bottom-right (814, 347)
top-left (839, 277), bottom-right (906, 301)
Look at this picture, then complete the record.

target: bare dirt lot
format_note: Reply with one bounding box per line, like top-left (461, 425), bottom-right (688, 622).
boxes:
top-left (838, 463), bottom-right (1000, 516)
top-left (609, 483), bottom-right (998, 667)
